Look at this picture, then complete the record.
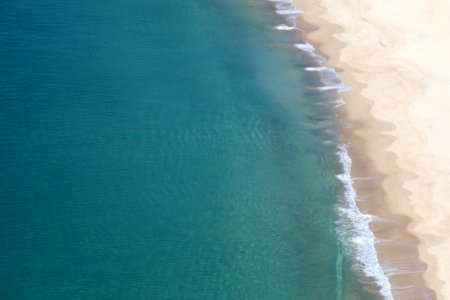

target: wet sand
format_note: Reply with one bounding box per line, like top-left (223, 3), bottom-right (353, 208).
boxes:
top-left (292, 0), bottom-right (450, 299)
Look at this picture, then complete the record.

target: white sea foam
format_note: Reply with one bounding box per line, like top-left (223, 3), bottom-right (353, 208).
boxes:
top-left (268, 0), bottom-right (303, 16)
top-left (316, 85), bottom-right (351, 92)
top-left (293, 43), bottom-right (315, 53)
top-left (293, 44), bottom-right (327, 64)
top-left (275, 8), bottom-right (302, 16)
top-left (275, 24), bottom-right (295, 30)
top-left (305, 66), bottom-right (333, 72)
top-left (311, 55), bottom-right (326, 65)
top-left (268, 0), bottom-right (293, 3)
top-left (307, 66), bottom-right (352, 92)
top-left (331, 98), bottom-right (345, 107)
top-left (336, 145), bottom-right (394, 300)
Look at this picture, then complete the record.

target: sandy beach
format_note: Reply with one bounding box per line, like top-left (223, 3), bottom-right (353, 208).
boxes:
top-left (292, 0), bottom-right (450, 299)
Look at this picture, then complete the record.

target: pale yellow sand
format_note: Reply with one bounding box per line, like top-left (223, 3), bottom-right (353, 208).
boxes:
top-left (293, 0), bottom-right (450, 299)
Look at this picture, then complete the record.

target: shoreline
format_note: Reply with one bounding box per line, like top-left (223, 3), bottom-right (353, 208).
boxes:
top-left (290, 0), bottom-right (450, 299)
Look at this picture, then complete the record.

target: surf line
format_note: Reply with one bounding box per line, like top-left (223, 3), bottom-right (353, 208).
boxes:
top-left (268, 0), bottom-right (394, 299)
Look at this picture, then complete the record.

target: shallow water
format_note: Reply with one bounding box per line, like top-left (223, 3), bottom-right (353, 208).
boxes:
top-left (0, 0), bottom-right (378, 299)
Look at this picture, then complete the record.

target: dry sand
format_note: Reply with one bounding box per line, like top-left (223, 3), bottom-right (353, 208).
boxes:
top-left (292, 0), bottom-right (450, 299)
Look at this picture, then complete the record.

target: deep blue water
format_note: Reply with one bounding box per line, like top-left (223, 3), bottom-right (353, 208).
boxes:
top-left (0, 0), bottom-right (376, 299)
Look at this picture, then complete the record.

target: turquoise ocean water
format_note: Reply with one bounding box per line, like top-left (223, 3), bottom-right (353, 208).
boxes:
top-left (0, 0), bottom-right (385, 299)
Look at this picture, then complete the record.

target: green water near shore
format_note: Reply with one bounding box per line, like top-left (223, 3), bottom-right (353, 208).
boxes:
top-left (0, 0), bottom-right (376, 299)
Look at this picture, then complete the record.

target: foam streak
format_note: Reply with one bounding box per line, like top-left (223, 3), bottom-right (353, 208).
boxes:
top-left (269, 1), bottom-right (394, 298)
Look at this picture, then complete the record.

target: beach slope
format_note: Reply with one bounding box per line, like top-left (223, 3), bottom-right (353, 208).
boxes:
top-left (294, 0), bottom-right (450, 299)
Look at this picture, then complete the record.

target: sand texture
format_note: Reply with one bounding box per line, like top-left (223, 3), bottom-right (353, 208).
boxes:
top-left (293, 0), bottom-right (450, 299)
